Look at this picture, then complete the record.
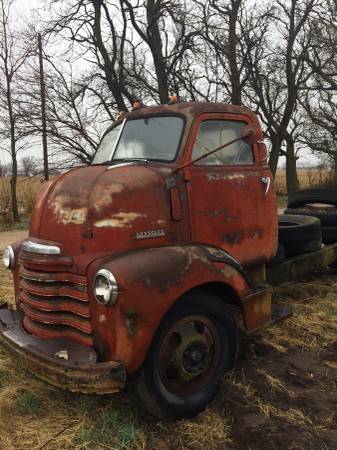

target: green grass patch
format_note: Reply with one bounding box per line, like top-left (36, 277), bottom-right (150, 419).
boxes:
top-left (277, 194), bottom-right (288, 209)
top-left (0, 368), bottom-right (8, 387)
top-left (76, 407), bottom-right (144, 450)
top-left (16, 391), bottom-right (41, 415)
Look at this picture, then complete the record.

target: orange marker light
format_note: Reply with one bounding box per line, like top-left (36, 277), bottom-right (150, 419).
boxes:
top-left (168, 95), bottom-right (178, 104)
top-left (132, 100), bottom-right (142, 110)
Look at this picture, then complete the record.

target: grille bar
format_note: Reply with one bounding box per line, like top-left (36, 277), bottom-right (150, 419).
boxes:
top-left (18, 291), bottom-right (90, 318)
top-left (23, 317), bottom-right (94, 347)
top-left (19, 266), bottom-right (87, 285)
top-left (19, 303), bottom-right (93, 334)
top-left (19, 279), bottom-right (88, 302)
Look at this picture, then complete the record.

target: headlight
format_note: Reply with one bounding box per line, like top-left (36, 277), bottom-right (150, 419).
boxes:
top-left (94, 269), bottom-right (119, 305)
top-left (2, 245), bottom-right (14, 269)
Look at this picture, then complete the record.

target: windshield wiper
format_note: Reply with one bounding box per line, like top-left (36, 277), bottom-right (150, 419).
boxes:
top-left (111, 158), bottom-right (149, 164)
top-left (91, 160), bottom-right (113, 166)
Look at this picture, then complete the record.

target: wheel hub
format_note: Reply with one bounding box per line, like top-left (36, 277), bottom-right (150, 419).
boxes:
top-left (158, 315), bottom-right (221, 395)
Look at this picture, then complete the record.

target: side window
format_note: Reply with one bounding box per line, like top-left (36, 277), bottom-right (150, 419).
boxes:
top-left (192, 120), bottom-right (254, 166)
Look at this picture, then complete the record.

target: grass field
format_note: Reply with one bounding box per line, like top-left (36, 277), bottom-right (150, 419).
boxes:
top-left (0, 176), bottom-right (43, 225)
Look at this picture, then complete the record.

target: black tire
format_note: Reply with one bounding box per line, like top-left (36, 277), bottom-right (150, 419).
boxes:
top-left (278, 214), bottom-right (322, 257)
top-left (285, 207), bottom-right (337, 227)
top-left (128, 290), bottom-right (239, 420)
top-left (288, 189), bottom-right (337, 208)
top-left (284, 238), bottom-right (322, 257)
top-left (267, 243), bottom-right (286, 266)
top-left (321, 226), bottom-right (337, 244)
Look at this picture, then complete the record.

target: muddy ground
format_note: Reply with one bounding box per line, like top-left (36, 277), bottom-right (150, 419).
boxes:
top-left (0, 230), bottom-right (336, 450)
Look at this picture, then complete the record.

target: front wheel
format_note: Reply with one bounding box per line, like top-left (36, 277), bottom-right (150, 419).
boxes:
top-left (128, 291), bottom-right (239, 420)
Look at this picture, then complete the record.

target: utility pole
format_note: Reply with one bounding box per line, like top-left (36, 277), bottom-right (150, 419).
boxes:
top-left (38, 33), bottom-right (49, 181)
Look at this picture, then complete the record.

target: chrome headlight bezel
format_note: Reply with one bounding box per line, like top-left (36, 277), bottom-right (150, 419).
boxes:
top-left (2, 245), bottom-right (15, 269)
top-left (94, 269), bottom-right (119, 305)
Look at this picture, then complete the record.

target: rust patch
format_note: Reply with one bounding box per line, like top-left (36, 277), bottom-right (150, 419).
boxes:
top-left (124, 308), bottom-right (139, 337)
top-left (207, 173), bottom-right (246, 182)
top-left (94, 212), bottom-right (145, 228)
top-left (91, 182), bottom-right (125, 212)
top-left (223, 230), bottom-right (244, 245)
top-left (49, 197), bottom-right (88, 225)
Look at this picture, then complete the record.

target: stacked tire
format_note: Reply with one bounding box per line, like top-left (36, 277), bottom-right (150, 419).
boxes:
top-left (268, 214), bottom-right (322, 266)
top-left (285, 189), bottom-right (337, 244)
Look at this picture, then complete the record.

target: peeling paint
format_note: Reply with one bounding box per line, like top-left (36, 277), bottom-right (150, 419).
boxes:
top-left (92, 183), bottom-right (125, 212)
top-left (206, 172), bottom-right (260, 182)
top-left (51, 203), bottom-right (88, 225)
top-left (94, 212), bottom-right (145, 228)
top-left (207, 173), bottom-right (245, 182)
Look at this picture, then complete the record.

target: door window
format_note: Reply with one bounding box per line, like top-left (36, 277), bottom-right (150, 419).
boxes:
top-left (192, 120), bottom-right (254, 166)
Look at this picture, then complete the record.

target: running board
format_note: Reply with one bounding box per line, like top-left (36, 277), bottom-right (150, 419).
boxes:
top-left (266, 243), bottom-right (337, 285)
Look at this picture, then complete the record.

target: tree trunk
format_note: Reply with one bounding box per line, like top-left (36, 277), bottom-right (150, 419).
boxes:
top-left (268, 138), bottom-right (282, 176)
top-left (146, 0), bottom-right (169, 103)
top-left (10, 159), bottom-right (19, 222)
top-left (8, 98), bottom-right (19, 222)
top-left (332, 153), bottom-right (337, 187)
top-left (285, 138), bottom-right (299, 194)
top-left (228, 0), bottom-right (241, 105)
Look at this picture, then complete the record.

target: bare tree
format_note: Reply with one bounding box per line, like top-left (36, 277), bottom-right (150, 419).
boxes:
top-left (20, 155), bottom-right (38, 176)
top-left (300, 0), bottom-right (337, 183)
top-left (0, 0), bottom-right (32, 221)
top-left (20, 38), bottom-right (103, 167)
top-left (193, 0), bottom-right (270, 105)
top-left (246, 0), bottom-right (317, 181)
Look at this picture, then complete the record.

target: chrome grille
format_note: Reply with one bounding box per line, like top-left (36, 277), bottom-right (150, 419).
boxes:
top-left (17, 262), bottom-right (93, 347)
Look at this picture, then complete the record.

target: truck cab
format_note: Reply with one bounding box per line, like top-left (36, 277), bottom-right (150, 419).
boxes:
top-left (0, 101), bottom-right (278, 419)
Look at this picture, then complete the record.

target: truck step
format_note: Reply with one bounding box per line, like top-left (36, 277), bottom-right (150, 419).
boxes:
top-left (270, 303), bottom-right (293, 325)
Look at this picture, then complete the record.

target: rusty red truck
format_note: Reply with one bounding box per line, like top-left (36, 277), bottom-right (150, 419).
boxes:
top-left (1, 101), bottom-right (335, 420)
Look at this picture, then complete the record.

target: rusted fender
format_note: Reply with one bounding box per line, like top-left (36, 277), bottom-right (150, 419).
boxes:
top-left (87, 244), bottom-right (252, 374)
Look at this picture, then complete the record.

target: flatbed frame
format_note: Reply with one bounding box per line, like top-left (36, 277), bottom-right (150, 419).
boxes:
top-left (266, 243), bottom-right (337, 285)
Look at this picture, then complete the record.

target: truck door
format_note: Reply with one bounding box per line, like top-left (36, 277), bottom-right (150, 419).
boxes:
top-left (184, 113), bottom-right (277, 267)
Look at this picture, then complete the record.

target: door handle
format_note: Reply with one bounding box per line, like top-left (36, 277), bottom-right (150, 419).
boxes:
top-left (261, 176), bottom-right (271, 196)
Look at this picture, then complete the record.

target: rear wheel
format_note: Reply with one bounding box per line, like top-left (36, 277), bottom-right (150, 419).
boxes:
top-left (128, 291), bottom-right (239, 420)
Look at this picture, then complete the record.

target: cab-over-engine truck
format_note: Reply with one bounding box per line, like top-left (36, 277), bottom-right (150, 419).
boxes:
top-left (1, 101), bottom-right (335, 420)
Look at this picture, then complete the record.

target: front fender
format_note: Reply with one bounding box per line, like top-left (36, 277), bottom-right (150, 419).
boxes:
top-left (87, 245), bottom-right (251, 374)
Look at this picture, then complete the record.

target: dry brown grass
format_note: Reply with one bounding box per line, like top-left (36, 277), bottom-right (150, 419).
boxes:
top-left (0, 176), bottom-right (43, 223)
top-left (275, 168), bottom-right (334, 195)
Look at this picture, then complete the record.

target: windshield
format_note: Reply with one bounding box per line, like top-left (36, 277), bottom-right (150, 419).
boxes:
top-left (92, 116), bottom-right (184, 164)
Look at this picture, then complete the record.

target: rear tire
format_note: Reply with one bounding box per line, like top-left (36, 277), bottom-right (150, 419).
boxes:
top-left (278, 214), bottom-right (322, 257)
top-left (287, 189), bottom-right (337, 208)
top-left (284, 207), bottom-right (337, 227)
top-left (128, 290), bottom-right (239, 420)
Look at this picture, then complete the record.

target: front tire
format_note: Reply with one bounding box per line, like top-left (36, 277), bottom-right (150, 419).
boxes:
top-left (128, 290), bottom-right (239, 420)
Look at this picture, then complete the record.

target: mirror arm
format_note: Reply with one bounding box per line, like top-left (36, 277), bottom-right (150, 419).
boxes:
top-left (173, 134), bottom-right (248, 174)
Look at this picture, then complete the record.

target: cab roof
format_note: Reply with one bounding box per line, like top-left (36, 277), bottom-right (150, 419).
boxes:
top-left (103, 101), bottom-right (261, 138)
top-left (126, 101), bottom-right (257, 121)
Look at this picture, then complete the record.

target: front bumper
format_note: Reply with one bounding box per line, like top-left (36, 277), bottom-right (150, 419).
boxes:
top-left (0, 306), bottom-right (126, 394)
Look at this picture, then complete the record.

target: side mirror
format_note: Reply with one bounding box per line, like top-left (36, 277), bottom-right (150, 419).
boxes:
top-left (241, 125), bottom-right (267, 163)
top-left (241, 124), bottom-right (262, 144)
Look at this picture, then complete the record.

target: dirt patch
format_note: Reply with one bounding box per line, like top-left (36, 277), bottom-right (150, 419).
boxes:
top-left (0, 230), bottom-right (336, 449)
top-left (0, 229), bottom-right (27, 250)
